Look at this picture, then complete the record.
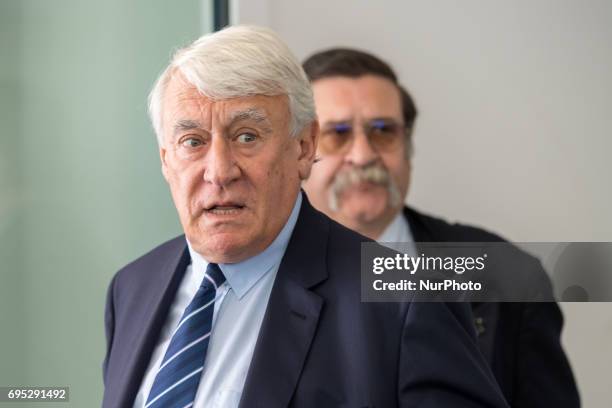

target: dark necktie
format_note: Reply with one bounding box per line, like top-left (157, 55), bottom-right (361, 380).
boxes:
top-left (145, 263), bottom-right (226, 408)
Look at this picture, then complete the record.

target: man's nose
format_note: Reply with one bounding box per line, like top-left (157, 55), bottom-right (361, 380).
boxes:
top-left (203, 137), bottom-right (241, 186)
top-left (344, 130), bottom-right (379, 166)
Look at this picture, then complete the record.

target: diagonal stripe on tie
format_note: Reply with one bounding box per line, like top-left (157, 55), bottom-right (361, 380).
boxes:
top-left (145, 263), bottom-right (226, 408)
top-left (157, 333), bottom-right (210, 373)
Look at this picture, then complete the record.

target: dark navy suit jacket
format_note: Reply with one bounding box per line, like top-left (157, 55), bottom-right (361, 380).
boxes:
top-left (102, 197), bottom-right (509, 407)
top-left (404, 206), bottom-right (580, 408)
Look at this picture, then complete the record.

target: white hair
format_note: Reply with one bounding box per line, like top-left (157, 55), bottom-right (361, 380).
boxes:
top-left (148, 25), bottom-right (316, 145)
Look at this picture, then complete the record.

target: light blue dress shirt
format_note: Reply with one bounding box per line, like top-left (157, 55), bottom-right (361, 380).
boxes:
top-left (134, 192), bottom-right (302, 408)
top-left (378, 210), bottom-right (418, 256)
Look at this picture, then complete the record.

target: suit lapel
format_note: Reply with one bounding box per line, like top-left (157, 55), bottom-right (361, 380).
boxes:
top-left (239, 197), bottom-right (329, 408)
top-left (114, 238), bottom-right (190, 408)
top-left (404, 206), bottom-right (497, 355)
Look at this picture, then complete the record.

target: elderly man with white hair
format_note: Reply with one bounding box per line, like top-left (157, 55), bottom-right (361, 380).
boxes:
top-left (102, 25), bottom-right (509, 408)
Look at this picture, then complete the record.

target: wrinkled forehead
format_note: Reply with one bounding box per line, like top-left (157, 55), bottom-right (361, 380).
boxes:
top-left (312, 75), bottom-right (403, 122)
top-left (160, 72), bottom-right (291, 135)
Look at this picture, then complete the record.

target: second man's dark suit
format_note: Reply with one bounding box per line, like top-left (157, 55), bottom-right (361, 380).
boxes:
top-left (404, 206), bottom-right (580, 407)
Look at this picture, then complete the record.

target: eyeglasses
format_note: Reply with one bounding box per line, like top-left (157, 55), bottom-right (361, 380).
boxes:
top-left (318, 118), bottom-right (407, 155)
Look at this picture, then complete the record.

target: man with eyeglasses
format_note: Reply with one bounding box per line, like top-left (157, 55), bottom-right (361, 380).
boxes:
top-left (302, 48), bottom-right (580, 407)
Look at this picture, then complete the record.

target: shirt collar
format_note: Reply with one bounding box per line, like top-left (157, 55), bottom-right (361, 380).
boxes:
top-left (187, 192), bottom-right (302, 300)
top-left (378, 210), bottom-right (413, 243)
top-left (377, 210), bottom-right (418, 257)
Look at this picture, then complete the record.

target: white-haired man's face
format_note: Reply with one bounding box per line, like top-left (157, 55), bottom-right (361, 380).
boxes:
top-left (159, 73), bottom-right (317, 263)
top-left (302, 75), bottom-right (411, 240)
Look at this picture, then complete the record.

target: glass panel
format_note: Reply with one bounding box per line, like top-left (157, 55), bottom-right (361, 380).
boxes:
top-left (0, 0), bottom-right (212, 405)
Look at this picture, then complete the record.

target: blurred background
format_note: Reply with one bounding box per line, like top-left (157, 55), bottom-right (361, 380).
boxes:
top-left (1, 0), bottom-right (611, 406)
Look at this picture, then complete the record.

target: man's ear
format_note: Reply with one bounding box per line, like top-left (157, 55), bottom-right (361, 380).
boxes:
top-left (297, 120), bottom-right (319, 180)
top-left (160, 145), bottom-right (170, 182)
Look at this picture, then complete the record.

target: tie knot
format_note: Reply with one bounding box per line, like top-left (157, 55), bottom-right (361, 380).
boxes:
top-left (203, 263), bottom-right (226, 290)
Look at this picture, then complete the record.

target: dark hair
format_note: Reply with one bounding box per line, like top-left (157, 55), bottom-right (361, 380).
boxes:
top-left (302, 48), bottom-right (417, 129)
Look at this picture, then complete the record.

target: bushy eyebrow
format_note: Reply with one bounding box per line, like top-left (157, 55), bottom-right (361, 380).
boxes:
top-left (172, 108), bottom-right (274, 137)
top-left (173, 119), bottom-right (202, 135)
top-left (230, 108), bottom-right (268, 123)
top-left (322, 117), bottom-right (399, 126)
top-left (320, 119), bottom-right (351, 128)
top-left (229, 108), bottom-right (273, 133)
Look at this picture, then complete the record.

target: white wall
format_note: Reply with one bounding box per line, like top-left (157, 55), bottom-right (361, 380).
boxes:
top-left (234, 0), bottom-right (612, 405)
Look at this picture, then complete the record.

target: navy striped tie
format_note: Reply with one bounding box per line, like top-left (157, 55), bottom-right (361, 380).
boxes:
top-left (145, 263), bottom-right (226, 408)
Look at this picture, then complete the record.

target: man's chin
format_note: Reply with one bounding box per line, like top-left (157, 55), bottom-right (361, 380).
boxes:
top-left (338, 188), bottom-right (389, 220)
top-left (337, 200), bottom-right (389, 225)
top-left (191, 238), bottom-right (249, 264)
top-left (185, 224), bottom-right (250, 263)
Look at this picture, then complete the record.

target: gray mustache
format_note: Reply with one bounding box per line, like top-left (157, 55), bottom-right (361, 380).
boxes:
top-left (329, 164), bottom-right (401, 212)
top-left (333, 164), bottom-right (390, 192)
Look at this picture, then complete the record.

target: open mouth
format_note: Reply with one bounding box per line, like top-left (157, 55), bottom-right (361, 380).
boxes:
top-left (204, 203), bottom-right (246, 215)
